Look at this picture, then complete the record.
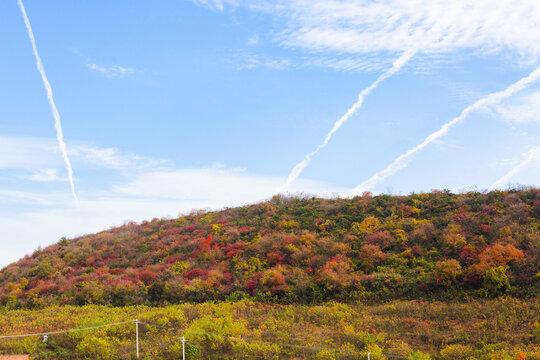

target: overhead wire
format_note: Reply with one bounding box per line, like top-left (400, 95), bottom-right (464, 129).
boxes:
top-left (0, 320), bottom-right (135, 339)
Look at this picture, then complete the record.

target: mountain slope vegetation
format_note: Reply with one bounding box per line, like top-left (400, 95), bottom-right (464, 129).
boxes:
top-left (1, 189), bottom-right (539, 308)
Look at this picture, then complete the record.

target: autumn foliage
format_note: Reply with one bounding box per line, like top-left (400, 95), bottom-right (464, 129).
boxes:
top-left (0, 189), bottom-right (538, 308)
top-left (0, 299), bottom-right (538, 359)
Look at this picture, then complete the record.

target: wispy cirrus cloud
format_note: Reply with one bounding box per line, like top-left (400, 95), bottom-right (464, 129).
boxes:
top-left (0, 136), bottom-right (59, 170)
top-left (493, 91), bottom-right (540, 124)
top-left (230, 51), bottom-right (393, 72)
top-left (248, 34), bottom-right (260, 47)
top-left (27, 168), bottom-right (64, 182)
top-left (0, 136), bottom-right (164, 176)
top-left (195, 0), bottom-right (540, 65)
top-left (189, 0), bottom-right (238, 11)
top-left (70, 145), bottom-right (167, 171)
top-left (232, 53), bottom-right (292, 70)
top-left (87, 63), bottom-right (135, 78)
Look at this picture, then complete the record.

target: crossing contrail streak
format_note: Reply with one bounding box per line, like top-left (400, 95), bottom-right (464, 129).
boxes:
top-left (352, 66), bottom-right (540, 195)
top-left (489, 146), bottom-right (540, 190)
top-left (17, 0), bottom-right (78, 203)
top-left (277, 49), bottom-right (417, 194)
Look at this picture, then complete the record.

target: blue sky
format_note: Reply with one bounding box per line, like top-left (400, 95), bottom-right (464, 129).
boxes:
top-left (1, 0), bottom-right (539, 266)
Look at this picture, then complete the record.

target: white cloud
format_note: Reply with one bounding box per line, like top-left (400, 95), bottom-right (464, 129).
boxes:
top-left (308, 56), bottom-right (389, 73)
top-left (27, 168), bottom-right (64, 182)
top-left (87, 63), bottom-right (135, 78)
top-left (0, 188), bottom-right (65, 206)
top-left (493, 91), bottom-right (540, 124)
top-left (189, 0), bottom-right (238, 11)
top-left (195, 0), bottom-right (540, 66)
top-left (248, 34), bottom-right (260, 46)
top-left (0, 136), bottom-right (163, 175)
top-left (212, 1), bottom-right (540, 73)
top-left (230, 51), bottom-right (393, 72)
top-left (233, 53), bottom-right (292, 70)
top-left (70, 145), bottom-right (167, 171)
top-left (0, 136), bottom-right (60, 170)
top-left (114, 166), bottom-right (339, 202)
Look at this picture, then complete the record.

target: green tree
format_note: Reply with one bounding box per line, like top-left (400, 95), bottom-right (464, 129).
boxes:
top-left (482, 266), bottom-right (510, 297)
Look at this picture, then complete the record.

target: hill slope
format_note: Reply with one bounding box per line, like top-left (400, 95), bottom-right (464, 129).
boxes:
top-left (1, 189), bottom-right (539, 307)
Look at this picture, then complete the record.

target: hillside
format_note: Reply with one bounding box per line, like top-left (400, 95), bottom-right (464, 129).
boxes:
top-left (1, 189), bottom-right (539, 308)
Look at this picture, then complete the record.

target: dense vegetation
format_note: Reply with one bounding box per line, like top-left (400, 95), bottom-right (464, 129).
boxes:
top-left (0, 189), bottom-right (539, 308)
top-left (0, 189), bottom-right (539, 359)
top-left (0, 299), bottom-right (538, 359)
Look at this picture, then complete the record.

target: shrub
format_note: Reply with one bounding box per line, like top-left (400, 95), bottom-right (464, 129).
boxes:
top-left (439, 344), bottom-right (474, 359)
top-left (482, 266), bottom-right (510, 297)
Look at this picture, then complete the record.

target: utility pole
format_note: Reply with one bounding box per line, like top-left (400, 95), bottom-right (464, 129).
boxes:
top-left (135, 319), bottom-right (139, 359)
top-left (182, 336), bottom-right (186, 360)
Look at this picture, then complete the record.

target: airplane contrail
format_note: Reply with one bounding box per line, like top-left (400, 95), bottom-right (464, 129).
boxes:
top-left (352, 66), bottom-right (540, 195)
top-left (277, 49), bottom-right (417, 194)
top-left (489, 146), bottom-right (540, 190)
top-left (17, 0), bottom-right (78, 203)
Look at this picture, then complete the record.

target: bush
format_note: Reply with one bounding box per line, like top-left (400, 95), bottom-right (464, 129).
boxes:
top-left (76, 335), bottom-right (121, 359)
top-left (482, 266), bottom-right (510, 297)
top-left (439, 344), bottom-right (474, 359)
